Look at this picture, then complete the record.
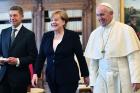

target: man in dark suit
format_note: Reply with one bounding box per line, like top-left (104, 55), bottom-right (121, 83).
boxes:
top-left (0, 6), bottom-right (38, 93)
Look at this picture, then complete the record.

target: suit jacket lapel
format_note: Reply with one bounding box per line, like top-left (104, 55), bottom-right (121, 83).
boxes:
top-left (10, 26), bottom-right (25, 49)
top-left (2, 27), bottom-right (12, 57)
top-left (54, 29), bottom-right (68, 53)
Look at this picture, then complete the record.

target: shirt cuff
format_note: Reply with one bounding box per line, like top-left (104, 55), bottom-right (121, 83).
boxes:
top-left (16, 58), bottom-right (20, 67)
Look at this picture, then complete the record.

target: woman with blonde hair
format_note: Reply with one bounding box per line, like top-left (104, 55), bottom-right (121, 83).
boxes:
top-left (32, 10), bottom-right (89, 93)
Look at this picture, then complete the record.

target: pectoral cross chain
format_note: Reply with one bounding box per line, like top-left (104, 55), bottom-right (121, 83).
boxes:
top-left (101, 50), bottom-right (105, 54)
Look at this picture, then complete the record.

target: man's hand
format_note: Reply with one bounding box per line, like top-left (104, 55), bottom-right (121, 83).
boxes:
top-left (7, 57), bottom-right (18, 65)
top-left (131, 83), bottom-right (140, 92)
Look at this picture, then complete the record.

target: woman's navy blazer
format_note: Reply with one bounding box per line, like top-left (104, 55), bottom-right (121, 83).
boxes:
top-left (35, 29), bottom-right (89, 84)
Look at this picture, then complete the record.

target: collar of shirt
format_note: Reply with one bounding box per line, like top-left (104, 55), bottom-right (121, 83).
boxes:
top-left (12, 23), bottom-right (22, 37)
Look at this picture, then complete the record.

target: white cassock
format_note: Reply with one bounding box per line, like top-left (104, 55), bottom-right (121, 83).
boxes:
top-left (84, 19), bottom-right (140, 93)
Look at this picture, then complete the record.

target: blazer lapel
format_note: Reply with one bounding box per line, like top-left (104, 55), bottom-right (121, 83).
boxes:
top-left (2, 28), bottom-right (12, 57)
top-left (50, 32), bottom-right (55, 53)
top-left (10, 26), bottom-right (25, 49)
top-left (54, 29), bottom-right (68, 53)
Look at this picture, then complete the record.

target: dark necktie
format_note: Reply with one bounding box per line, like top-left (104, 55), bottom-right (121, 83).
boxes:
top-left (11, 29), bottom-right (17, 45)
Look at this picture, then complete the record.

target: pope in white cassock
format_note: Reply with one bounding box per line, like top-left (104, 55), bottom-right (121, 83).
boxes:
top-left (84, 3), bottom-right (140, 93)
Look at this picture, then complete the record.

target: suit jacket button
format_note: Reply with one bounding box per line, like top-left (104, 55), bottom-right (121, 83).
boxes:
top-left (53, 60), bottom-right (55, 63)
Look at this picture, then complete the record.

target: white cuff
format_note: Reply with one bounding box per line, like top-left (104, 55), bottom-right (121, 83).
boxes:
top-left (16, 58), bottom-right (20, 67)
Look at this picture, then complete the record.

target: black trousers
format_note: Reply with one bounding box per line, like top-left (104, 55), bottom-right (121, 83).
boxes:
top-left (0, 75), bottom-right (28, 93)
top-left (48, 80), bottom-right (78, 93)
top-left (47, 66), bottom-right (79, 93)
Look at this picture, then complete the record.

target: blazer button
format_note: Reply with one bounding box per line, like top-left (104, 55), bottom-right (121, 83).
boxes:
top-left (53, 60), bottom-right (55, 63)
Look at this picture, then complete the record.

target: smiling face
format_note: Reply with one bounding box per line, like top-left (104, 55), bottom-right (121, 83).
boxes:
top-left (51, 14), bottom-right (65, 31)
top-left (9, 10), bottom-right (23, 28)
top-left (50, 10), bottom-right (68, 32)
top-left (96, 5), bottom-right (113, 27)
